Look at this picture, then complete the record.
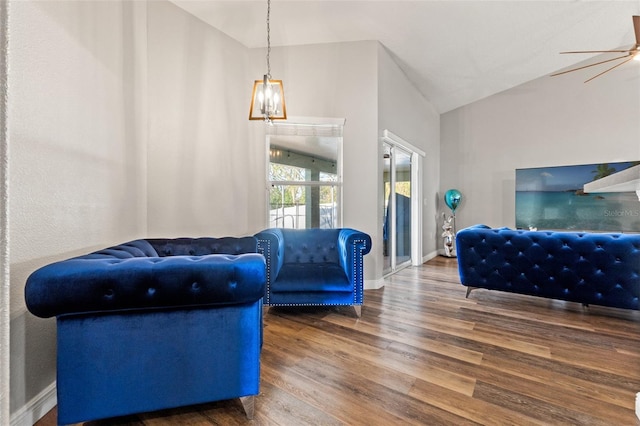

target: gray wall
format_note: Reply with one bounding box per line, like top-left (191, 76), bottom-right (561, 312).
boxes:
top-left (146, 1), bottom-right (259, 238)
top-left (8, 1), bottom-right (148, 421)
top-left (0, 0), bottom-right (9, 423)
top-left (377, 44), bottom-right (441, 261)
top-left (249, 40), bottom-right (381, 279)
top-left (6, 1), bottom-right (437, 421)
top-left (441, 59), bottom-right (640, 234)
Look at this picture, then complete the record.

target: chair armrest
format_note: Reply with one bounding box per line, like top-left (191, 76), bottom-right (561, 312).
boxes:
top-left (338, 229), bottom-right (372, 282)
top-left (254, 229), bottom-right (285, 294)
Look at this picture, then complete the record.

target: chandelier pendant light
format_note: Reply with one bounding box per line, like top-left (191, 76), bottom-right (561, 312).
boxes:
top-left (249, 0), bottom-right (286, 121)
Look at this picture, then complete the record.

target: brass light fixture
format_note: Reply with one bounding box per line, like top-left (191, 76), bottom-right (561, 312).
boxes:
top-left (249, 0), bottom-right (286, 121)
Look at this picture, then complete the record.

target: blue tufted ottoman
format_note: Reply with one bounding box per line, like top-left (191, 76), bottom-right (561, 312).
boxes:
top-left (25, 237), bottom-right (266, 425)
top-left (456, 224), bottom-right (640, 310)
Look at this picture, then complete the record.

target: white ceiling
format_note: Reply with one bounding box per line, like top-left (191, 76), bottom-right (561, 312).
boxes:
top-left (171, 1), bottom-right (640, 113)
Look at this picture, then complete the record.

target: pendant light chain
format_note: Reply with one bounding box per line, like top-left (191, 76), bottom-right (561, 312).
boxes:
top-left (249, 0), bottom-right (286, 121)
top-left (266, 0), bottom-right (271, 79)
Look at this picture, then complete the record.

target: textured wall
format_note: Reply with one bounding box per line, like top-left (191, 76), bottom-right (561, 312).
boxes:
top-left (7, 0), bottom-right (147, 419)
top-left (0, 1), bottom-right (9, 424)
top-left (441, 57), bottom-right (640, 233)
top-left (146, 1), bottom-right (254, 238)
top-left (249, 41), bottom-right (380, 280)
top-left (378, 44), bottom-right (441, 262)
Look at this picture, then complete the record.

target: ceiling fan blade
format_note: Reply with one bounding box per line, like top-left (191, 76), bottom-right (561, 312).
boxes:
top-left (560, 49), bottom-right (631, 54)
top-left (550, 53), bottom-right (631, 77)
top-left (633, 15), bottom-right (640, 45)
top-left (584, 55), bottom-right (635, 83)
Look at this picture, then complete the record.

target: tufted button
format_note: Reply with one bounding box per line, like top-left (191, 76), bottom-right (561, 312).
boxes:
top-left (104, 289), bottom-right (114, 298)
top-left (191, 282), bottom-right (200, 290)
top-left (147, 287), bottom-right (156, 296)
top-left (189, 249), bottom-right (195, 255)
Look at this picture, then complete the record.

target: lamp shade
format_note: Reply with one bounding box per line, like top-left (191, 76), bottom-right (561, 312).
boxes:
top-left (249, 76), bottom-right (286, 121)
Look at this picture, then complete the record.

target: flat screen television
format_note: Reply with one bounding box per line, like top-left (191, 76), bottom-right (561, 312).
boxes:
top-left (515, 161), bottom-right (639, 232)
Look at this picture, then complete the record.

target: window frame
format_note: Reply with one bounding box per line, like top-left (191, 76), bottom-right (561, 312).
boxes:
top-left (265, 119), bottom-right (344, 229)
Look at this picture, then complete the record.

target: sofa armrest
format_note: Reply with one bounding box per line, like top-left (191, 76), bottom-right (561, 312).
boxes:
top-left (25, 254), bottom-right (266, 318)
top-left (338, 229), bottom-right (372, 282)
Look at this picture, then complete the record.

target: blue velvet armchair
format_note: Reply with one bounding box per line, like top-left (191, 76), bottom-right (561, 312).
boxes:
top-left (255, 228), bottom-right (372, 317)
top-left (25, 237), bottom-right (265, 425)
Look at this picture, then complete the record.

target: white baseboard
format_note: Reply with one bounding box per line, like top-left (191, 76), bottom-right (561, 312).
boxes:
top-left (364, 278), bottom-right (385, 290)
top-left (11, 381), bottom-right (56, 426)
top-left (636, 392), bottom-right (639, 421)
top-left (422, 251), bottom-right (438, 263)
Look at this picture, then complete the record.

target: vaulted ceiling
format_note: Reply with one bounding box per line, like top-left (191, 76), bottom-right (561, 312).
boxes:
top-left (171, 1), bottom-right (640, 113)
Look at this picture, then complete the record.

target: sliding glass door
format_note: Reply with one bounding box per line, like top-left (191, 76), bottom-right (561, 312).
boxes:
top-left (383, 143), bottom-right (412, 275)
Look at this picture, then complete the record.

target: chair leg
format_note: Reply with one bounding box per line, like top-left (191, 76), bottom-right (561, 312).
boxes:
top-left (353, 305), bottom-right (361, 318)
top-left (240, 395), bottom-right (255, 419)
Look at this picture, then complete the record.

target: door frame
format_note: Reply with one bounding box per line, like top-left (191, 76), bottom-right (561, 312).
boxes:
top-left (382, 130), bottom-right (425, 275)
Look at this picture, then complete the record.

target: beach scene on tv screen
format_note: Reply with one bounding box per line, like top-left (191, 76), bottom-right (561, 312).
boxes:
top-left (516, 161), bottom-right (640, 232)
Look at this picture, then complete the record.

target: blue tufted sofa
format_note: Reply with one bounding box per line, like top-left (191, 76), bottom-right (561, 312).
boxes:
top-left (255, 228), bottom-right (372, 317)
top-left (25, 237), bottom-right (266, 425)
top-left (456, 225), bottom-right (639, 310)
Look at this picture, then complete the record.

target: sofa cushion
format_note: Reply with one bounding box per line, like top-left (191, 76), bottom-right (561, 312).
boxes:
top-left (281, 229), bottom-right (341, 264)
top-left (148, 237), bottom-right (257, 257)
top-left (81, 239), bottom-right (159, 259)
top-left (271, 263), bottom-right (351, 293)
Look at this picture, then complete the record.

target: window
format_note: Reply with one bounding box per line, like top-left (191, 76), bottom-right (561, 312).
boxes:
top-left (267, 121), bottom-right (343, 229)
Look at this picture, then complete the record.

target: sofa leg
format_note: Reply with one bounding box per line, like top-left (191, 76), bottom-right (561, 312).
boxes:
top-left (240, 395), bottom-right (255, 419)
top-left (353, 305), bottom-right (362, 318)
top-left (263, 305), bottom-right (271, 315)
top-left (465, 287), bottom-right (476, 298)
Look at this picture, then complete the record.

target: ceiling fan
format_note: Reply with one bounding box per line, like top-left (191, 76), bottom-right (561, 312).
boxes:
top-left (551, 15), bottom-right (640, 82)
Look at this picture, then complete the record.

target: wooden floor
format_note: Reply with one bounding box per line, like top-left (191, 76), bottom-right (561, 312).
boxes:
top-left (37, 256), bottom-right (640, 425)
